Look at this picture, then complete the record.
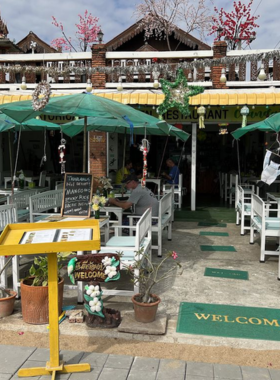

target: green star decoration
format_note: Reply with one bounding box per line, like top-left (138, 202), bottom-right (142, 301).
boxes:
top-left (158, 68), bottom-right (204, 117)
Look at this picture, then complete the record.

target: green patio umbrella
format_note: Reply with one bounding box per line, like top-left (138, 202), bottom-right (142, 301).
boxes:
top-left (232, 113), bottom-right (280, 139)
top-left (0, 93), bottom-right (188, 171)
top-left (61, 117), bottom-right (190, 141)
top-left (0, 114), bottom-right (61, 131)
top-left (0, 114), bottom-right (61, 192)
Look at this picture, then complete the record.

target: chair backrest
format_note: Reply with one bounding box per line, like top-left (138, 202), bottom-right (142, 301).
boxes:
top-left (0, 204), bottom-right (18, 232)
top-left (252, 194), bottom-right (265, 228)
top-left (160, 191), bottom-right (172, 216)
top-left (29, 189), bottom-right (63, 222)
top-left (7, 190), bottom-right (38, 209)
top-left (39, 171), bottom-right (47, 187)
top-left (135, 208), bottom-right (152, 250)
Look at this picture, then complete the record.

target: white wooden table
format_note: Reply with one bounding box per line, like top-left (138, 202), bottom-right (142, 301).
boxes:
top-left (4, 176), bottom-right (39, 188)
top-left (100, 205), bottom-right (124, 235)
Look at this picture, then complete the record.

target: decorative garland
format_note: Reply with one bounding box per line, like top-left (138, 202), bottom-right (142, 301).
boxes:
top-left (32, 81), bottom-right (51, 111)
top-left (158, 68), bottom-right (204, 117)
top-left (140, 139), bottom-right (150, 188)
top-left (1, 48), bottom-right (280, 78)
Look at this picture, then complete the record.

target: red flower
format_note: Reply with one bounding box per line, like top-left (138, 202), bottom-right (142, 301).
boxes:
top-left (172, 251), bottom-right (178, 260)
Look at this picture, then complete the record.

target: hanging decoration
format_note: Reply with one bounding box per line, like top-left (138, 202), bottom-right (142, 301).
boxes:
top-left (218, 123), bottom-right (229, 135)
top-left (32, 81), bottom-right (51, 111)
top-left (240, 105), bottom-right (250, 127)
top-left (58, 138), bottom-right (66, 174)
top-left (40, 129), bottom-right (47, 167)
top-left (139, 139), bottom-right (150, 188)
top-left (2, 49), bottom-right (280, 78)
top-left (197, 106), bottom-right (206, 129)
top-left (157, 69), bottom-right (204, 117)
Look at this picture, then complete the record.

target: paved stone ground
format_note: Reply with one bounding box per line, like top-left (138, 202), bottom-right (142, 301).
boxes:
top-left (1, 220), bottom-right (280, 378)
top-left (1, 345), bottom-right (280, 379)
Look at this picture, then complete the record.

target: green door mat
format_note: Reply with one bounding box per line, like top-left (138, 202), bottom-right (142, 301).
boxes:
top-left (199, 232), bottom-right (229, 236)
top-left (204, 267), bottom-right (248, 280)
top-left (200, 245), bottom-right (236, 252)
top-left (198, 222), bottom-right (227, 227)
top-left (177, 302), bottom-right (280, 341)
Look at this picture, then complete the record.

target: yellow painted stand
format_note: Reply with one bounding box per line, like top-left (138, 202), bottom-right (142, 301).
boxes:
top-left (0, 220), bottom-right (100, 379)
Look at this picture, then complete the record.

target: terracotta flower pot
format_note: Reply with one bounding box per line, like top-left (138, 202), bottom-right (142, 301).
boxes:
top-left (0, 289), bottom-right (17, 318)
top-left (131, 293), bottom-right (161, 323)
top-left (20, 277), bottom-right (64, 325)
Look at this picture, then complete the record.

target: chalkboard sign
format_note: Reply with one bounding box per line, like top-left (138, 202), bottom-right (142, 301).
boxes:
top-left (61, 173), bottom-right (93, 217)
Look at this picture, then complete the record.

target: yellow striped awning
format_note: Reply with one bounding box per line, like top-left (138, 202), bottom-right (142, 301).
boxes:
top-left (0, 92), bottom-right (280, 106)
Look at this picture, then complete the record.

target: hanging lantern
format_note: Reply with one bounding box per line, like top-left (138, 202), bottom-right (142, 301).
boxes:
top-left (197, 106), bottom-right (206, 129)
top-left (58, 138), bottom-right (66, 174)
top-left (240, 106), bottom-right (250, 127)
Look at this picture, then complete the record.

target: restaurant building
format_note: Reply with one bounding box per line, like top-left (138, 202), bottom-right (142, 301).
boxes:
top-left (0, 15), bottom-right (280, 208)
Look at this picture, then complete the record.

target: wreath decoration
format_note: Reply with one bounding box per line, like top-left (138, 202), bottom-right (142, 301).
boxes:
top-left (32, 81), bottom-right (51, 111)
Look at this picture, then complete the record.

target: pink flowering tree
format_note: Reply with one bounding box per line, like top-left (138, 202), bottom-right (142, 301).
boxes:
top-left (208, 0), bottom-right (259, 50)
top-left (134, 0), bottom-right (212, 51)
top-left (51, 10), bottom-right (100, 52)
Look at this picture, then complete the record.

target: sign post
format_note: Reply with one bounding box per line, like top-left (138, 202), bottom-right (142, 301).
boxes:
top-left (0, 220), bottom-right (100, 379)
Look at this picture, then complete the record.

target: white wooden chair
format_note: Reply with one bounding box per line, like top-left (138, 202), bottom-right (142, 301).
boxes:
top-left (235, 185), bottom-right (254, 235)
top-left (0, 204), bottom-right (18, 294)
top-left (250, 194), bottom-right (280, 272)
top-left (163, 173), bottom-right (185, 209)
top-left (7, 189), bottom-right (39, 222)
top-left (76, 208), bottom-right (152, 298)
top-left (128, 191), bottom-right (172, 257)
top-left (29, 189), bottom-right (63, 222)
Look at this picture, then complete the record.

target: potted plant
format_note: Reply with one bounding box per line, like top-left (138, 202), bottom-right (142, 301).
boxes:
top-left (124, 249), bottom-right (182, 323)
top-left (20, 252), bottom-right (71, 324)
top-left (95, 176), bottom-right (113, 197)
top-left (0, 256), bottom-right (17, 318)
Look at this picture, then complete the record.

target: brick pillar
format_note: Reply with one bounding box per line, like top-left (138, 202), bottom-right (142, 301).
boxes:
top-left (212, 41), bottom-right (228, 89)
top-left (91, 44), bottom-right (106, 89)
top-left (90, 44), bottom-right (107, 182)
top-left (89, 130), bottom-right (107, 190)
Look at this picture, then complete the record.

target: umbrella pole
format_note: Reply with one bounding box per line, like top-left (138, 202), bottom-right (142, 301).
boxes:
top-left (83, 117), bottom-right (87, 173)
top-left (8, 131), bottom-right (13, 191)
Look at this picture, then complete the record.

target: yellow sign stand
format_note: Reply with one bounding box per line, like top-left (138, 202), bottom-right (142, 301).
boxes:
top-left (0, 220), bottom-right (101, 379)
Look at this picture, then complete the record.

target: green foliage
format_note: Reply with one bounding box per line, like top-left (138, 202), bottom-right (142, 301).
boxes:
top-left (27, 252), bottom-right (73, 286)
top-left (122, 248), bottom-right (182, 304)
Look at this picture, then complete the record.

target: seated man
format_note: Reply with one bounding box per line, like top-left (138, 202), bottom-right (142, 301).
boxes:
top-left (107, 173), bottom-right (159, 217)
top-left (162, 158), bottom-right (179, 185)
top-left (115, 159), bottom-right (133, 185)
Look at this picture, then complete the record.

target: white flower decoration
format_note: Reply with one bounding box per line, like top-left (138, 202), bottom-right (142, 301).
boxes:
top-left (102, 256), bottom-right (112, 267)
top-left (89, 297), bottom-right (102, 312)
top-left (105, 266), bottom-right (117, 278)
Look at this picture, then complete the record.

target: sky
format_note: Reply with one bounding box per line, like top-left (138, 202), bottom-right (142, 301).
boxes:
top-left (0, 0), bottom-right (278, 51)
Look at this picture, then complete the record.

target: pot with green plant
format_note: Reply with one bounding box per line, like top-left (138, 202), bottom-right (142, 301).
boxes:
top-left (20, 252), bottom-right (71, 324)
top-left (124, 249), bottom-right (182, 323)
top-left (0, 256), bottom-right (17, 318)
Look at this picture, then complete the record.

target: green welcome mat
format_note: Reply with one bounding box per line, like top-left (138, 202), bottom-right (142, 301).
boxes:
top-left (200, 245), bottom-right (236, 252)
top-left (198, 222), bottom-right (227, 227)
top-left (199, 232), bottom-right (229, 237)
top-left (177, 302), bottom-right (280, 341)
top-left (204, 267), bottom-right (248, 280)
